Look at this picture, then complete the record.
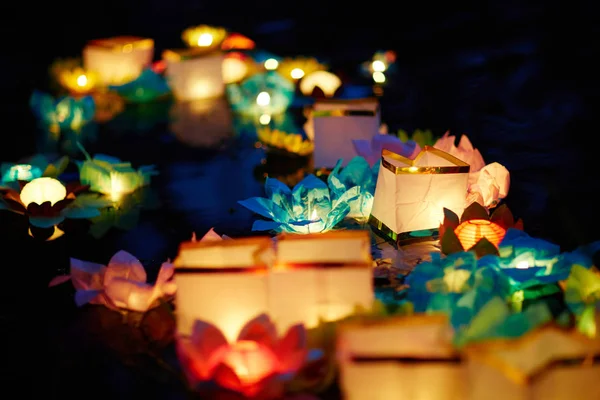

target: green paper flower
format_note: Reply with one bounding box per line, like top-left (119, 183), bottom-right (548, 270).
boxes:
top-left (564, 265), bottom-right (600, 337)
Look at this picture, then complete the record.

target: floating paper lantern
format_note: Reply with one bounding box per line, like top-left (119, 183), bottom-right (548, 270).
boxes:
top-left (338, 314), bottom-right (466, 400)
top-left (169, 97), bottom-right (234, 148)
top-left (181, 25), bottom-right (227, 50)
top-left (270, 231), bottom-right (373, 332)
top-left (256, 127), bottom-right (313, 156)
top-left (76, 153), bottom-right (157, 202)
top-left (454, 219), bottom-right (506, 250)
top-left (51, 58), bottom-right (98, 95)
top-left (83, 36), bottom-right (154, 86)
top-left (20, 177), bottom-right (66, 207)
top-left (173, 237), bottom-right (274, 342)
top-left (370, 147), bottom-right (470, 243)
top-left (277, 57), bottom-right (327, 83)
top-left (226, 71), bottom-right (294, 118)
top-left (163, 48), bottom-right (225, 101)
top-left (310, 98), bottom-right (380, 168)
top-left (30, 91), bottom-right (95, 133)
top-left (299, 70), bottom-right (342, 97)
top-left (464, 326), bottom-right (600, 400)
top-left (221, 32), bottom-right (256, 51)
top-left (222, 52), bottom-right (251, 84)
top-left (1, 164), bottom-right (43, 184)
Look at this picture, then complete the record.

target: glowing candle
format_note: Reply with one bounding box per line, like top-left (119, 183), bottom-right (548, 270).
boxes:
top-left (20, 177), bottom-right (67, 207)
top-left (290, 67), bottom-right (305, 80)
top-left (371, 60), bottom-right (386, 72)
top-left (264, 58), bottom-right (278, 70)
top-left (373, 71), bottom-right (386, 83)
top-left (76, 74), bottom-right (88, 87)
top-left (209, 341), bottom-right (278, 388)
top-left (256, 91), bottom-right (270, 107)
top-left (197, 33), bottom-right (213, 47)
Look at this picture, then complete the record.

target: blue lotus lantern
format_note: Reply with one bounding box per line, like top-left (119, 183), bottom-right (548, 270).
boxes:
top-left (109, 69), bottom-right (171, 103)
top-left (30, 90), bottom-right (95, 133)
top-left (226, 71), bottom-right (294, 118)
top-left (328, 156), bottom-right (379, 219)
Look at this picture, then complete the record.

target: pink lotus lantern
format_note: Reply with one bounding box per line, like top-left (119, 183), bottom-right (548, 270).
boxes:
top-left (177, 314), bottom-right (311, 398)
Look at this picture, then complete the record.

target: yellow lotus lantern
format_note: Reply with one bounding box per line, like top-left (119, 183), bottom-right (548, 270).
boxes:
top-left (50, 58), bottom-right (98, 95)
top-left (299, 70), bottom-right (342, 97)
top-left (277, 57), bottom-right (327, 83)
top-left (256, 127), bottom-right (313, 156)
top-left (181, 25), bottom-right (227, 50)
top-left (20, 177), bottom-right (67, 207)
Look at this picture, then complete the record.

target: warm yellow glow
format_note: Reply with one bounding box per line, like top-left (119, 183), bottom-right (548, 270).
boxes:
top-left (264, 58), bottom-right (278, 70)
top-left (372, 60), bottom-right (386, 72)
top-left (20, 177), bottom-right (67, 207)
top-left (197, 33), bottom-right (213, 47)
top-left (109, 174), bottom-right (127, 202)
top-left (299, 70), bottom-right (342, 97)
top-left (259, 114), bottom-right (271, 125)
top-left (516, 260), bottom-right (530, 269)
top-left (454, 219), bottom-right (506, 250)
top-left (277, 57), bottom-right (326, 83)
top-left (443, 269), bottom-right (471, 292)
top-left (222, 57), bottom-right (249, 84)
top-left (256, 91), bottom-right (270, 107)
top-left (76, 74), bottom-right (88, 87)
top-left (257, 127), bottom-right (314, 156)
top-left (181, 25), bottom-right (227, 49)
top-left (408, 166), bottom-right (419, 173)
top-left (373, 71), bottom-right (386, 83)
top-left (28, 225), bottom-right (65, 241)
top-left (290, 68), bottom-right (305, 79)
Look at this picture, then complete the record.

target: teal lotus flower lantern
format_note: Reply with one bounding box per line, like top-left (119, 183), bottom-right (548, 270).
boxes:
top-left (226, 71), bottom-right (294, 119)
top-left (109, 69), bottom-right (171, 103)
top-left (1, 154), bottom-right (68, 187)
top-left (563, 265), bottom-right (600, 338)
top-left (328, 156), bottom-right (379, 219)
top-left (30, 90), bottom-right (95, 133)
top-left (405, 252), bottom-right (511, 331)
top-left (238, 174), bottom-right (359, 233)
top-left (76, 148), bottom-right (157, 203)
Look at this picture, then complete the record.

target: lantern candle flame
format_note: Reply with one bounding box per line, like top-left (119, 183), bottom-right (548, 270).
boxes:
top-left (19, 177), bottom-right (67, 207)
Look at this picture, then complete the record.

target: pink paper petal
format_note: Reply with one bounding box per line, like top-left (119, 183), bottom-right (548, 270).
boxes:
top-left (200, 228), bottom-right (224, 242)
top-left (70, 258), bottom-right (106, 291)
top-left (237, 314), bottom-right (277, 347)
top-left (156, 262), bottom-right (175, 285)
top-left (74, 289), bottom-right (103, 307)
top-left (105, 250), bottom-right (147, 284)
top-left (191, 320), bottom-right (229, 361)
top-left (48, 274), bottom-right (71, 287)
top-left (352, 139), bottom-right (376, 166)
top-left (275, 324), bottom-right (308, 374)
top-left (212, 362), bottom-right (245, 395)
top-left (176, 337), bottom-right (207, 384)
top-left (104, 278), bottom-right (154, 311)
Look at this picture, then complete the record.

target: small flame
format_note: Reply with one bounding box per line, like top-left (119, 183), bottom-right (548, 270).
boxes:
top-left (515, 260), bottom-right (530, 269)
top-left (197, 33), bottom-right (213, 47)
top-left (76, 74), bottom-right (88, 87)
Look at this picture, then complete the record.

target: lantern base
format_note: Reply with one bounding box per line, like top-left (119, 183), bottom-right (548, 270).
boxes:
top-left (368, 215), bottom-right (439, 247)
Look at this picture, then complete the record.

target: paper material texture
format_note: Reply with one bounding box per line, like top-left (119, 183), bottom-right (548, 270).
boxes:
top-left (163, 50), bottom-right (225, 101)
top-left (370, 146), bottom-right (470, 236)
top-left (312, 98), bottom-right (380, 169)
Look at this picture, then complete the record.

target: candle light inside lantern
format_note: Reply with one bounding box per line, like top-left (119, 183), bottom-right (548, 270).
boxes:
top-left (76, 74), bottom-right (88, 87)
top-left (264, 58), bottom-right (278, 70)
top-left (197, 33), bottom-right (214, 47)
top-left (109, 174), bottom-right (126, 202)
top-left (258, 114), bottom-right (271, 125)
top-left (209, 341), bottom-right (278, 388)
top-left (307, 209), bottom-right (322, 234)
top-left (290, 68), bottom-right (305, 80)
top-left (20, 177), bottom-right (67, 207)
top-left (373, 71), bottom-right (386, 83)
top-left (256, 91), bottom-right (270, 107)
top-left (371, 60), bottom-right (386, 72)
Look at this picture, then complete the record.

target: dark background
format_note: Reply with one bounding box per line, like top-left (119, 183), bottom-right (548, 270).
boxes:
top-left (2, 1), bottom-right (599, 397)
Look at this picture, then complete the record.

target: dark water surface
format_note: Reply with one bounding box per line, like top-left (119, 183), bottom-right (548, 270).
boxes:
top-left (2, 4), bottom-right (599, 399)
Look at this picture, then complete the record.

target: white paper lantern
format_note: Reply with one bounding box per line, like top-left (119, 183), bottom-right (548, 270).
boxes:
top-left (270, 231), bottom-right (373, 333)
top-left (83, 36), bottom-right (154, 86)
top-left (174, 237), bottom-right (274, 342)
top-left (163, 48), bottom-right (225, 101)
top-left (338, 315), bottom-right (465, 400)
top-left (370, 146), bottom-right (470, 243)
top-left (310, 98), bottom-right (380, 169)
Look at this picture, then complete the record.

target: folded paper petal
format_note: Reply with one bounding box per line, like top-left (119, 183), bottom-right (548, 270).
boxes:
top-left (237, 314), bottom-right (278, 347)
top-left (191, 320), bottom-right (229, 369)
top-left (74, 289), bottom-right (104, 307)
top-left (434, 132), bottom-right (486, 173)
top-left (70, 258), bottom-right (106, 291)
top-left (48, 274), bottom-right (72, 287)
top-left (104, 278), bottom-right (154, 311)
top-left (275, 324), bottom-right (308, 374)
top-left (200, 228), bottom-right (224, 242)
top-left (469, 162), bottom-right (510, 208)
top-left (105, 250), bottom-right (147, 284)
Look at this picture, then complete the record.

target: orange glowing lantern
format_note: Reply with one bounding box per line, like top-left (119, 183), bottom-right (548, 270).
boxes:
top-left (221, 33), bottom-right (256, 51)
top-left (208, 341), bottom-right (278, 389)
top-left (454, 219), bottom-right (506, 250)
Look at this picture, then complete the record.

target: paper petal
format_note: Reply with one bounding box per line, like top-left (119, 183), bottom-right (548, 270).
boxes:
top-left (200, 227), bottom-right (224, 242)
top-left (70, 258), bottom-right (106, 290)
top-left (191, 320), bottom-right (229, 362)
top-left (48, 274), bottom-right (71, 287)
top-left (105, 250), bottom-right (147, 283)
top-left (237, 314), bottom-right (277, 347)
top-left (75, 289), bottom-right (103, 306)
top-left (275, 324), bottom-right (308, 374)
top-left (104, 278), bottom-right (154, 311)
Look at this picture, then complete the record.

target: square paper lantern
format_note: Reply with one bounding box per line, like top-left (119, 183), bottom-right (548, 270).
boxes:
top-left (311, 98), bottom-right (380, 169)
top-left (464, 326), bottom-right (600, 400)
top-left (174, 237), bottom-right (274, 342)
top-left (270, 231), bottom-right (373, 332)
top-left (337, 315), bottom-right (466, 400)
top-left (370, 146), bottom-right (470, 243)
top-left (169, 97), bottom-right (234, 148)
top-left (83, 36), bottom-right (154, 85)
top-left (163, 48), bottom-right (225, 101)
